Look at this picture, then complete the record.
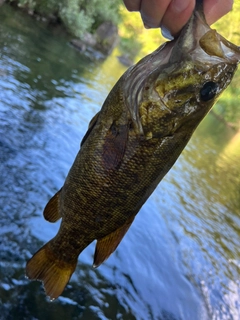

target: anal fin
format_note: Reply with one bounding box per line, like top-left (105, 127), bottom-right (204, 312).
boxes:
top-left (93, 216), bottom-right (135, 268)
top-left (43, 188), bottom-right (62, 222)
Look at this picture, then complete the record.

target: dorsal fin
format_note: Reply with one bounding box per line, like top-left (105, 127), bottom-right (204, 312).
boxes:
top-left (93, 215), bottom-right (135, 268)
top-left (43, 189), bottom-right (62, 222)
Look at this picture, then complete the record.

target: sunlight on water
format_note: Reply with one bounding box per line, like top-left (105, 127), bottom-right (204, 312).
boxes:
top-left (0, 4), bottom-right (239, 320)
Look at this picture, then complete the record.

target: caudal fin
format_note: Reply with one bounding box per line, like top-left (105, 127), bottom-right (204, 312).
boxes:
top-left (26, 242), bottom-right (77, 300)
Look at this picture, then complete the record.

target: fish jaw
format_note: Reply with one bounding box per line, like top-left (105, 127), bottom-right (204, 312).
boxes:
top-left (199, 29), bottom-right (240, 63)
top-left (121, 8), bottom-right (240, 141)
top-left (127, 10), bottom-right (239, 140)
top-left (170, 9), bottom-right (240, 63)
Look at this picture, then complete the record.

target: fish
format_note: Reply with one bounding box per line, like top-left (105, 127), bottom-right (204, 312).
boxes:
top-left (26, 0), bottom-right (240, 300)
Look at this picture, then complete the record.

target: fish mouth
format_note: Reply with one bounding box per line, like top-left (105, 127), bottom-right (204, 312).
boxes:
top-left (199, 29), bottom-right (240, 63)
top-left (170, 11), bottom-right (240, 65)
top-left (122, 8), bottom-right (240, 136)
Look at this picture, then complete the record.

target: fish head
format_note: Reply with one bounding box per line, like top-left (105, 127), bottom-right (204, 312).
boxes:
top-left (136, 11), bottom-right (240, 138)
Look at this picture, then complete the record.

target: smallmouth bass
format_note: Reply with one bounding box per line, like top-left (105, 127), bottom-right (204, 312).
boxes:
top-left (26, 1), bottom-right (240, 299)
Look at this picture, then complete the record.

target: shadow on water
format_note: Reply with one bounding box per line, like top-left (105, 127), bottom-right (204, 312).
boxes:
top-left (0, 3), bottom-right (239, 320)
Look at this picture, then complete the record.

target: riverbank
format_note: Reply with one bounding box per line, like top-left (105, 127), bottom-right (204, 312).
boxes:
top-left (4, 0), bottom-right (122, 58)
top-left (2, 0), bottom-right (240, 127)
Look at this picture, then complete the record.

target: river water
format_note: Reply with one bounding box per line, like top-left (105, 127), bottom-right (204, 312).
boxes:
top-left (0, 4), bottom-right (239, 320)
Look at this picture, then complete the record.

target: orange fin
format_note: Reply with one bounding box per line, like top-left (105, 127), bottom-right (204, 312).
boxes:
top-left (26, 242), bottom-right (77, 300)
top-left (43, 189), bottom-right (62, 222)
top-left (102, 121), bottom-right (128, 171)
top-left (93, 216), bottom-right (135, 268)
top-left (80, 111), bottom-right (100, 147)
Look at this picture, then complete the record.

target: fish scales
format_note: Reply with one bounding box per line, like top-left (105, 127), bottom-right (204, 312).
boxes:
top-left (26, 0), bottom-right (240, 300)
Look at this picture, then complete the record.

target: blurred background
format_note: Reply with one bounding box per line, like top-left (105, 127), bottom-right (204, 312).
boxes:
top-left (0, 2), bottom-right (239, 319)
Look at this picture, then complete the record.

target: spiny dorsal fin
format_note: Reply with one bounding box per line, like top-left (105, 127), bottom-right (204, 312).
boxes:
top-left (43, 189), bottom-right (62, 222)
top-left (93, 216), bottom-right (135, 268)
top-left (26, 241), bottom-right (77, 300)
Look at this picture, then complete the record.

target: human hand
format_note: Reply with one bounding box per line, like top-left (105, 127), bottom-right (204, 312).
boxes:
top-left (123, 0), bottom-right (233, 38)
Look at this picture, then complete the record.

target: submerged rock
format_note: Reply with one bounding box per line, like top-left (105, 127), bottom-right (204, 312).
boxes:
top-left (117, 54), bottom-right (133, 67)
top-left (95, 21), bottom-right (119, 55)
top-left (70, 22), bottom-right (119, 58)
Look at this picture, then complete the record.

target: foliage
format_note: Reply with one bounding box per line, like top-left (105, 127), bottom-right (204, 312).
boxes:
top-left (7, 0), bottom-right (121, 38)
top-left (59, 0), bottom-right (121, 38)
top-left (211, 1), bottom-right (240, 129)
top-left (213, 71), bottom-right (240, 130)
top-left (118, 5), bottom-right (165, 62)
top-left (213, 1), bottom-right (240, 45)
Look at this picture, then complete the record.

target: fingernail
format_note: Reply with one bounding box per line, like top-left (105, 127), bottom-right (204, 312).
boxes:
top-left (172, 0), bottom-right (191, 12)
top-left (161, 25), bottom-right (174, 40)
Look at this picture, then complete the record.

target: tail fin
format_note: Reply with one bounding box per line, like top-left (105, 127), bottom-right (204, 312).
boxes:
top-left (26, 242), bottom-right (77, 300)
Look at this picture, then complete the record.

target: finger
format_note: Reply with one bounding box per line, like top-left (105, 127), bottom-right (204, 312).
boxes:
top-left (161, 0), bottom-right (195, 37)
top-left (140, 0), bottom-right (171, 28)
top-left (203, 0), bottom-right (233, 25)
top-left (123, 0), bottom-right (141, 12)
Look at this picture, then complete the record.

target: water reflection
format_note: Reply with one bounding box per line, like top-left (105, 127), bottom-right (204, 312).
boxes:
top-left (160, 115), bottom-right (240, 319)
top-left (0, 3), bottom-right (240, 320)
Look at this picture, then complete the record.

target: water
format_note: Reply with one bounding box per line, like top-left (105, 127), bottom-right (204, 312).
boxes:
top-left (0, 4), bottom-right (240, 320)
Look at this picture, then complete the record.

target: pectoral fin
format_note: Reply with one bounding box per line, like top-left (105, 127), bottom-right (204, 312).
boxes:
top-left (93, 216), bottom-right (135, 268)
top-left (102, 121), bottom-right (128, 171)
top-left (43, 189), bottom-right (62, 222)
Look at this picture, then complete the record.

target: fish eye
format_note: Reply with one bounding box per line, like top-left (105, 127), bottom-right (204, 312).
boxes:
top-left (200, 81), bottom-right (218, 101)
